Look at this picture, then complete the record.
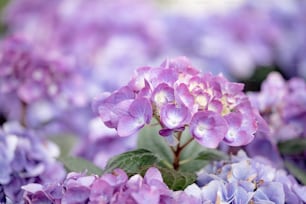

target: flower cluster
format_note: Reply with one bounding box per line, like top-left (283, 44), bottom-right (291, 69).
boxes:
top-left (0, 122), bottom-right (65, 203)
top-left (94, 57), bottom-right (260, 148)
top-left (0, 35), bottom-right (79, 104)
top-left (245, 72), bottom-right (306, 170)
top-left (248, 72), bottom-right (306, 142)
top-left (23, 167), bottom-right (197, 204)
top-left (3, 0), bottom-right (165, 90)
top-left (184, 151), bottom-right (306, 204)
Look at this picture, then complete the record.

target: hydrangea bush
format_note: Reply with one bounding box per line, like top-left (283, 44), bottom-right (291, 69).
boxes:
top-left (21, 58), bottom-right (306, 203)
top-left (0, 0), bottom-right (305, 203)
top-left (0, 122), bottom-right (65, 203)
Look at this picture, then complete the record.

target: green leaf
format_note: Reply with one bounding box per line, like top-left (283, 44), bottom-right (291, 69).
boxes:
top-left (49, 134), bottom-right (77, 157)
top-left (103, 149), bottom-right (159, 176)
top-left (138, 123), bottom-right (221, 172)
top-left (195, 149), bottom-right (228, 161)
top-left (278, 138), bottom-right (306, 155)
top-left (137, 122), bottom-right (173, 166)
top-left (156, 167), bottom-right (196, 191)
top-left (179, 129), bottom-right (215, 172)
top-left (285, 160), bottom-right (306, 185)
top-left (58, 156), bottom-right (103, 175)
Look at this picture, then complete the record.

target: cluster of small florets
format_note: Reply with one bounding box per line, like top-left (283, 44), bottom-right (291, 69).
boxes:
top-left (94, 57), bottom-right (260, 148)
top-left (183, 151), bottom-right (306, 204)
top-left (23, 167), bottom-right (197, 204)
top-left (0, 36), bottom-right (77, 103)
top-left (248, 72), bottom-right (306, 141)
top-left (0, 122), bottom-right (65, 203)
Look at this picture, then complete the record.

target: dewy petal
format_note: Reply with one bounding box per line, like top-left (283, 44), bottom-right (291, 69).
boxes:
top-left (190, 111), bottom-right (228, 148)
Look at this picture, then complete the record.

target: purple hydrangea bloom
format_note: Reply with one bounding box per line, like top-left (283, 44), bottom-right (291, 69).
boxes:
top-left (23, 167), bottom-right (198, 204)
top-left (0, 35), bottom-right (81, 104)
top-left (248, 72), bottom-right (306, 141)
top-left (184, 151), bottom-right (306, 204)
top-left (0, 0), bottom-right (166, 140)
top-left (246, 71), bottom-right (306, 170)
top-left (94, 57), bottom-right (262, 148)
top-left (3, 0), bottom-right (165, 89)
top-left (0, 122), bottom-right (65, 203)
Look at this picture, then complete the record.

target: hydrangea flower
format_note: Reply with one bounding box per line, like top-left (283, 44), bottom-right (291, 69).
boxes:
top-left (0, 122), bottom-right (66, 203)
top-left (183, 151), bottom-right (306, 204)
top-left (0, 35), bottom-right (80, 104)
top-left (0, 0), bottom-right (165, 138)
top-left (23, 167), bottom-right (198, 204)
top-left (248, 71), bottom-right (306, 142)
top-left (3, 0), bottom-right (165, 89)
top-left (94, 57), bottom-right (261, 148)
top-left (246, 72), bottom-right (306, 170)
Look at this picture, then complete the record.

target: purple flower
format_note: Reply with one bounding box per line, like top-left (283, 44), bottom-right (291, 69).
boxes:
top-left (248, 72), bottom-right (306, 141)
top-left (247, 71), bottom-right (306, 173)
top-left (190, 111), bottom-right (228, 148)
top-left (0, 35), bottom-right (80, 104)
top-left (151, 83), bottom-right (175, 107)
top-left (23, 167), bottom-right (198, 204)
top-left (160, 104), bottom-right (190, 130)
top-left (184, 151), bottom-right (306, 204)
top-left (117, 98), bottom-right (152, 137)
top-left (95, 57), bottom-right (261, 148)
top-left (0, 122), bottom-right (65, 203)
top-left (223, 112), bottom-right (256, 146)
top-left (93, 86), bottom-right (135, 130)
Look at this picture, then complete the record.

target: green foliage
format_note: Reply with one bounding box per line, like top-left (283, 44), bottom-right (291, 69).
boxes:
top-left (155, 167), bottom-right (196, 191)
top-left (195, 148), bottom-right (228, 161)
top-left (49, 134), bottom-right (77, 157)
top-left (137, 123), bottom-right (173, 167)
top-left (0, 0), bottom-right (9, 35)
top-left (179, 129), bottom-right (221, 172)
top-left (58, 156), bottom-right (103, 176)
top-left (103, 148), bottom-right (196, 191)
top-left (278, 138), bottom-right (306, 155)
top-left (285, 160), bottom-right (306, 185)
top-left (138, 123), bottom-right (227, 172)
top-left (103, 149), bottom-right (159, 176)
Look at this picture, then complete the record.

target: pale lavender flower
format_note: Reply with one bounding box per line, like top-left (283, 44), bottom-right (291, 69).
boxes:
top-left (185, 151), bottom-right (306, 204)
top-left (0, 122), bottom-right (65, 203)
